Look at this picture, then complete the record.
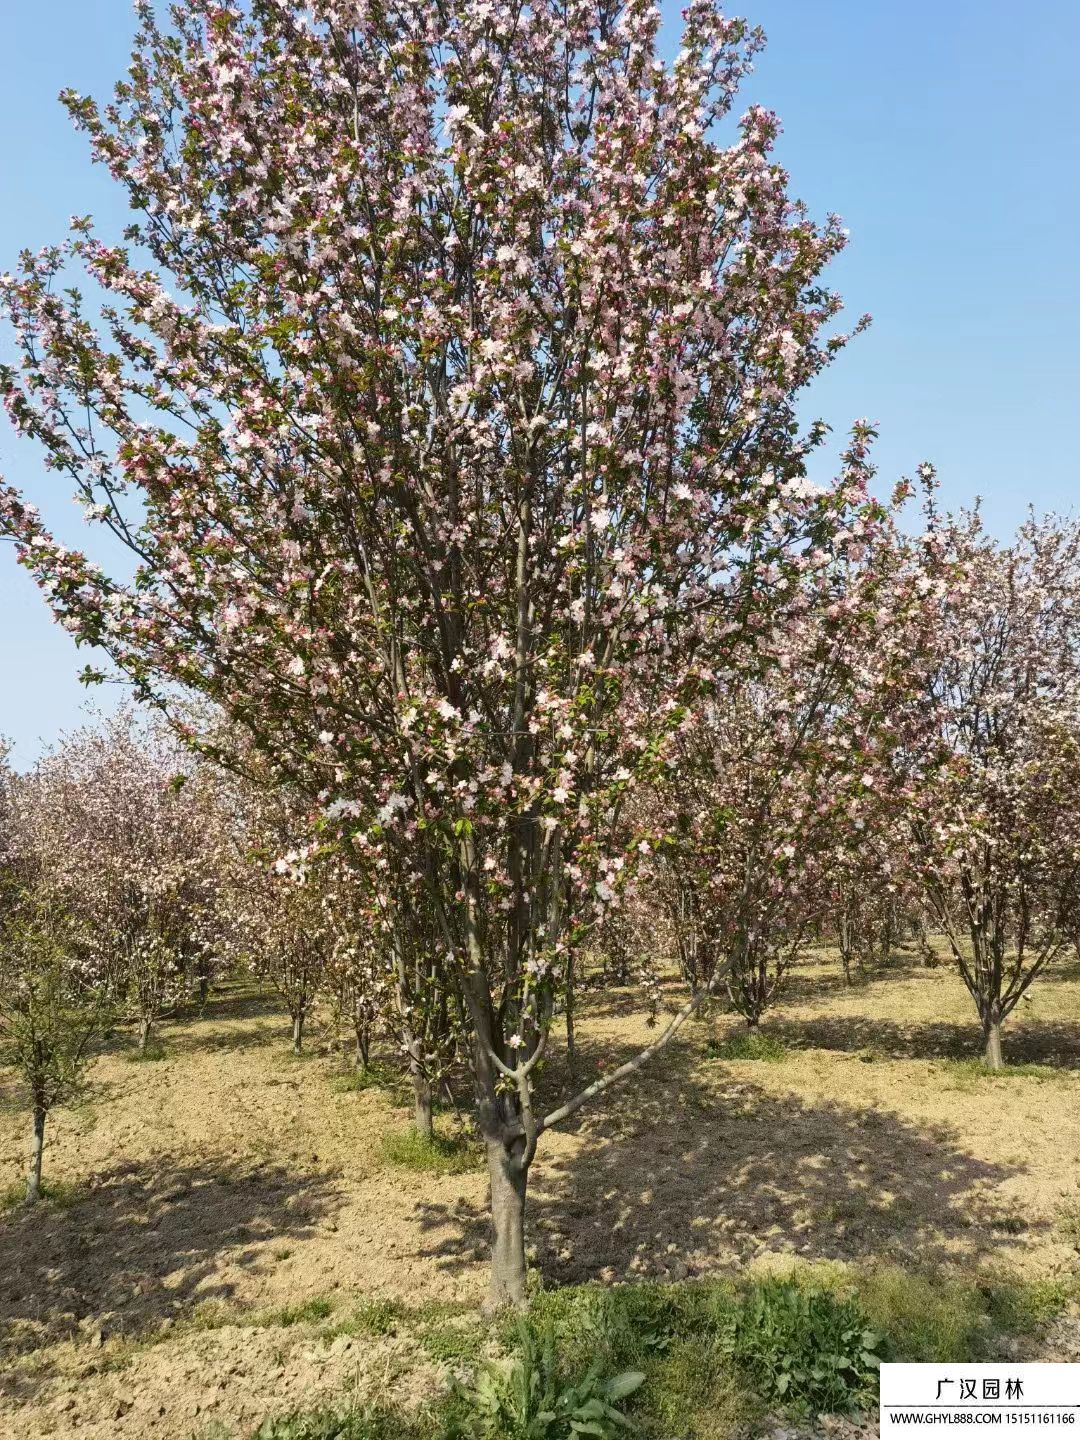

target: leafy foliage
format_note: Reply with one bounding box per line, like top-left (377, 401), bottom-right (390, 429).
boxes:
top-left (444, 1319), bottom-right (643, 1440)
top-left (720, 1280), bottom-right (885, 1414)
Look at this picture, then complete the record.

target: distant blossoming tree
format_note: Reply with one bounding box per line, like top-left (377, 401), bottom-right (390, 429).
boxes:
top-left (655, 448), bottom-right (934, 1026)
top-left (900, 510), bottom-right (1080, 1067)
top-left (0, 747), bottom-right (114, 1204)
top-left (2, 0), bottom-right (883, 1304)
top-left (22, 712), bottom-right (225, 1053)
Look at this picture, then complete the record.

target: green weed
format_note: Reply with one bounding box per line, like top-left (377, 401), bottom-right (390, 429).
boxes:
top-left (0, 1178), bottom-right (84, 1212)
top-left (327, 1297), bottom-right (410, 1339)
top-left (708, 1030), bottom-right (787, 1062)
top-left (125, 1043), bottom-right (168, 1063)
top-left (252, 1407), bottom-right (423, 1440)
top-left (442, 1317), bottom-right (644, 1440)
top-left (381, 1125), bottom-right (483, 1176)
top-left (332, 1062), bottom-right (405, 1097)
top-left (261, 1297), bottom-right (336, 1328)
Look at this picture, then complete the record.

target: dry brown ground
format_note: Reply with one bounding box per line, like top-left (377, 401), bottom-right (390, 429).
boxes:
top-left (2, 948), bottom-right (1080, 1438)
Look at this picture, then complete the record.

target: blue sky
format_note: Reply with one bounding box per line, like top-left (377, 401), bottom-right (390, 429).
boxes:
top-left (1, 0), bottom-right (1077, 764)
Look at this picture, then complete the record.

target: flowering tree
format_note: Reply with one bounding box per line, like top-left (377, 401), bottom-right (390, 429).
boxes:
top-left (0, 751), bottom-right (114, 1204)
top-left (242, 860), bottom-right (332, 1055)
top-left (325, 904), bottom-right (391, 1073)
top-left (900, 511), bottom-right (1080, 1067)
top-left (1, 0), bottom-right (880, 1305)
top-left (655, 451), bottom-right (931, 1025)
top-left (22, 712), bottom-right (224, 1053)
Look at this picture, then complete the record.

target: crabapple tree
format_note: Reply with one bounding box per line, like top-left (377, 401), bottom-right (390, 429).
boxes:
top-left (2, 0), bottom-right (885, 1304)
top-left (655, 450), bottom-right (932, 1026)
top-left (0, 752), bottom-right (114, 1204)
top-left (900, 510), bottom-right (1080, 1067)
top-left (21, 712), bottom-right (225, 1053)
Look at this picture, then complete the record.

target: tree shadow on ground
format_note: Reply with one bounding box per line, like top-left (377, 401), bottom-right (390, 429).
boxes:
top-left (101, 987), bottom-right (291, 1059)
top-left (573, 974), bottom-right (689, 1023)
top-left (0, 1157), bottom-right (341, 1401)
top-left (413, 1037), bottom-right (1027, 1290)
top-left (772, 1014), bottom-right (1080, 1067)
top-left (160, 1018), bottom-right (293, 1057)
top-left (189, 985), bottom-right (283, 1024)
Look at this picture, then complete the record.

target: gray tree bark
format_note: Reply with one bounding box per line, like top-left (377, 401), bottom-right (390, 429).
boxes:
top-left (25, 1105), bottom-right (45, 1206)
top-left (983, 1014), bottom-right (1004, 1069)
top-left (485, 1137), bottom-right (528, 1311)
top-left (412, 1069), bottom-right (433, 1140)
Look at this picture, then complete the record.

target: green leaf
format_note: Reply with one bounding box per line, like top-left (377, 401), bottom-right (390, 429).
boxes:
top-left (604, 1371), bottom-right (645, 1402)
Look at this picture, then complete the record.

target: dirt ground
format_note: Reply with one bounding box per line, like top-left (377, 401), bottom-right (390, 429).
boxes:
top-left (2, 948), bottom-right (1079, 1439)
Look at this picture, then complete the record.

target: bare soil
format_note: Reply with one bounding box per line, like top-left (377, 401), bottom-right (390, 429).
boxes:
top-left (2, 949), bottom-right (1079, 1438)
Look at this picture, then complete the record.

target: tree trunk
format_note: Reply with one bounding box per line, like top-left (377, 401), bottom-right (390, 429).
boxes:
top-left (198, 974), bottom-right (210, 1009)
top-left (292, 1010), bottom-right (304, 1055)
top-left (413, 1068), bottom-right (433, 1140)
top-left (26, 1105), bottom-right (45, 1206)
top-left (485, 1138), bottom-right (528, 1312)
top-left (746, 1013), bottom-right (759, 1029)
top-left (565, 950), bottom-right (576, 1072)
top-left (138, 1014), bottom-right (152, 1054)
top-left (983, 1014), bottom-right (1004, 1070)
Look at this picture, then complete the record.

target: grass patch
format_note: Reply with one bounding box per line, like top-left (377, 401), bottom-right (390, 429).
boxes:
top-left (836, 1264), bottom-right (1074, 1362)
top-left (1056, 1200), bottom-right (1080, 1245)
top-left (985, 1277), bottom-right (1076, 1337)
top-left (708, 1030), bottom-right (787, 1062)
top-left (251, 1265), bottom-right (1074, 1440)
top-left (261, 1296), bottom-right (337, 1328)
top-left (124, 1043), bottom-right (168, 1063)
top-left (332, 1061), bottom-right (406, 1097)
top-left (381, 1124), bottom-right (483, 1176)
top-left (939, 1058), bottom-right (1061, 1089)
top-left (525, 1274), bottom-right (879, 1427)
top-left (253, 1406), bottom-right (425, 1439)
top-left (327, 1297), bottom-right (411, 1340)
top-left (136, 1295), bottom-right (339, 1348)
top-left (186, 1301), bottom-right (237, 1333)
top-left (324, 1296), bottom-right (486, 1366)
top-left (0, 1178), bottom-right (84, 1213)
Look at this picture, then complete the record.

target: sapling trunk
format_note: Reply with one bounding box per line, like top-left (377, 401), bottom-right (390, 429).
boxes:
top-left (26, 1105), bottom-right (46, 1206)
top-left (412, 1069), bottom-right (433, 1140)
top-left (138, 1014), bottom-right (152, 1054)
top-left (983, 1015), bottom-right (1004, 1070)
top-left (565, 950), bottom-right (576, 1071)
top-left (292, 1010), bottom-right (304, 1054)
